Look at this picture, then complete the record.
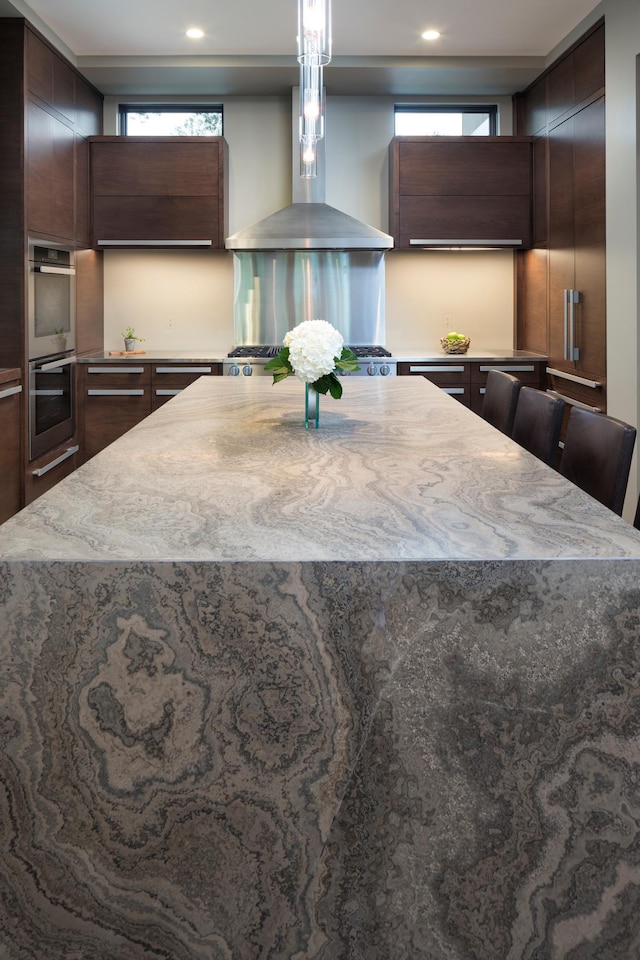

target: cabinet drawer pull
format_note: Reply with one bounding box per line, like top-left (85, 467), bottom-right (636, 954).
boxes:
top-left (155, 389), bottom-right (182, 396)
top-left (545, 367), bottom-right (602, 389)
top-left (442, 387), bottom-right (466, 395)
top-left (32, 444), bottom-right (79, 477)
top-left (479, 364), bottom-right (535, 373)
top-left (410, 364), bottom-right (465, 373)
top-left (154, 366), bottom-right (212, 374)
top-left (87, 389), bottom-right (145, 397)
top-left (547, 390), bottom-right (602, 413)
top-left (409, 238), bottom-right (523, 246)
top-left (97, 239), bottom-right (213, 247)
top-left (87, 366), bottom-right (145, 374)
top-left (0, 384), bottom-right (22, 400)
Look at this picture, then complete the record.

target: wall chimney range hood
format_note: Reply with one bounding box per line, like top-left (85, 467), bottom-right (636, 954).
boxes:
top-left (225, 92), bottom-right (391, 348)
top-left (225, 201), bottom-right (393, 251)
top-left (225, 92), bottom-right (393, 253)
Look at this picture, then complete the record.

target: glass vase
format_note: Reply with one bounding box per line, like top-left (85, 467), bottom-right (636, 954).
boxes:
top-left (305, 383), bottom-right (320, 429)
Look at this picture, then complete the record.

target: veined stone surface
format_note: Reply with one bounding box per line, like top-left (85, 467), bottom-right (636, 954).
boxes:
top-left (1, 378), bottom-right (640, 958)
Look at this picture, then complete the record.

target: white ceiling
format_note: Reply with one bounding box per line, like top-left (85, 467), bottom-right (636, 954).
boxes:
top-left (1, 0), bottom-right (603, 96)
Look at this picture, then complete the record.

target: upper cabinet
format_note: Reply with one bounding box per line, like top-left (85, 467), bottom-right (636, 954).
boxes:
top-left (89, 137), bottom-right (229, 248)
top-left (24, 27), bottom-right (103, 245)
top-left (389, 136), bottom-right (533, 249)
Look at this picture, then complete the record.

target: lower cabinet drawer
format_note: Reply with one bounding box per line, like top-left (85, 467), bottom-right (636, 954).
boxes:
top-left (470, 361), bottom-right (544, 388)
top-left (83, 364), bottom-right (152, 459)
top-left (25, 439), bottom-right (81, 506)
top-left (151, 363), bottom-right (221, 411)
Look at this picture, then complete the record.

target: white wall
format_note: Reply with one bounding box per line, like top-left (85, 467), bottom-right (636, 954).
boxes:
top-left (103, 93), bottom-right (517, 354)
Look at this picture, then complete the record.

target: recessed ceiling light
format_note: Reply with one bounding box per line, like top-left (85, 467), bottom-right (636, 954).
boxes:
top-left (185, 27), bottom-right (205, 39)
top-left (421, 30), bottom-right (441, 41)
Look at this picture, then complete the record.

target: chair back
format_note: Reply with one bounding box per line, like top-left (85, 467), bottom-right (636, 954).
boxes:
top-left (559, 407), bottom-right (636, 515)
top-left (512, 387), bottom-right (565, 467)
top-left (481, 369), bottom-right (522, 435)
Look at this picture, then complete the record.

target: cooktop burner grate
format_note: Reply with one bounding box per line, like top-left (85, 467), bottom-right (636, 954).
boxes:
top-left (228, 345), bottom-right (392, 359)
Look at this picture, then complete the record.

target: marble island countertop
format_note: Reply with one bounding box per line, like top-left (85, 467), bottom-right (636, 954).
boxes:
top-left (3, 376), bottom-right (640, 959)
top-left (0, 376), bottom-right (635, 563)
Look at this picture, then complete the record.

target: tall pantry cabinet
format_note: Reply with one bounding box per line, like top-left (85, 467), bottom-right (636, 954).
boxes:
top-left (515, 20), bottom-right (606, 413)
top-left (0, 18), bottom-right (104, 511)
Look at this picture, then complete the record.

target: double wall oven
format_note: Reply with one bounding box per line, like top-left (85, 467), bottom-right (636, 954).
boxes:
top-left (27, 240), bottom-right (77, 461)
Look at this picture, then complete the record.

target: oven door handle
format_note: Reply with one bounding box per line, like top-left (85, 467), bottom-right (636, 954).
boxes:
top-left (34, 265), bottom-right (76, 276)
top-left (38, 355), bottom-right (77, 372)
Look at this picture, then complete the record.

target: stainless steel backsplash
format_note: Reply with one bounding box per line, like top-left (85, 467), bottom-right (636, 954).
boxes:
top-left (232, 250), bottom-right (386, 346)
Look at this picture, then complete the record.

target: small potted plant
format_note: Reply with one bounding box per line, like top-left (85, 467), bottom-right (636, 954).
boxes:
top-left (121, 327), bottom-right (145, 352)
top-left (52, 328), bottom-right (67, 352)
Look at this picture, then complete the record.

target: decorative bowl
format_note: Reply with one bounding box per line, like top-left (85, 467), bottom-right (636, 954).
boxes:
top-left (441, 336), bottom-right (471, 354)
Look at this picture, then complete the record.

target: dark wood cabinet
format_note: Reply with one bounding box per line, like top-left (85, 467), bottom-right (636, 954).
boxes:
top-left (0, 374), bottom-right (22, 523)
top-left (389, 136), bottom-right (533, 248)
top-left (82, 363), bottom-right (152, 460)
top-left (397, 358), bottom-right (545, 413)
top-left (90, 137), bottom-right (228, 247)
top-left (82, 361), bottom-right (222, 459)
top-left (515, 19), bottom-right (606, 413)
top-left (27, 99), bottom-right (75, 242)
top-left (151, 363), bottom-right (222, 410)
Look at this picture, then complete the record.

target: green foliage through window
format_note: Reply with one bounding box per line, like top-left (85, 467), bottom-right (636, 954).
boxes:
top-left (119, 106), bottom-right (223, 136)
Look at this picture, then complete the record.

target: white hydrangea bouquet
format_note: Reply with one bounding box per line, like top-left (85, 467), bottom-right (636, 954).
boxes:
top-left (265, 319), bottom-right (360, 400)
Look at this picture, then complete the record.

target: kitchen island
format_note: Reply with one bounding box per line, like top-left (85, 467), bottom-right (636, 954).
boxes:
top-left (1, 377), bottom-right (640, 959)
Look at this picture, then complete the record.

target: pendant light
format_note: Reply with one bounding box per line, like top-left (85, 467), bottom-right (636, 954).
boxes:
top-left (297, 0), bottom-right (331, 178)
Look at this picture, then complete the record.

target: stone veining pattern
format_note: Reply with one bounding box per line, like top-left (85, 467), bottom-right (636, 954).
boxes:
top-left (1, 379), bottom-right (640, 958)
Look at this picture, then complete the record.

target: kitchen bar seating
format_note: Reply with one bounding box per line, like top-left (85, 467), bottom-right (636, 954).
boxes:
top-left (558, 407), bottom-right (636, 516)
top-left (511, 387), bottom-right (565, 467)
top-left (481, 368), bottom-right (522, 435)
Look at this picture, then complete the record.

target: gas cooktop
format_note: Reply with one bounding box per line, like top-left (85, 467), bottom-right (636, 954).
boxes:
top-left (228, 345), bottom-right (392, 359)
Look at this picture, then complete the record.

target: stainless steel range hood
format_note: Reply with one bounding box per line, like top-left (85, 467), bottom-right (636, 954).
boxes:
top-left (225, 201), bottom-right (392, 251)
top-left (225, 91), bottom-right (391, 347)
top-left (226, 91), bottom-right (393, 252)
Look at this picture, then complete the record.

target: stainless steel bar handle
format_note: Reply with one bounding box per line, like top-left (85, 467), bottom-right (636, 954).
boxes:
top-left (546, 367), bottom-right (602, 389)
top-left (547, 390), bottom-right (601, 413)
top-left (479, 364), bottom-right (535, 373)
top-left (40, 355), bottom-right (77, 372)
top-left (87, 389), bottom-right (145, 396)
top-left (154, 366), bottom-right (212, 374)
top-left (409, 364), bottom-right (465, 373)
top-left (32, 444), bottom-right (79, 477)
top-left (35, 265), bottom-right (76, 276)
top-left (569, 289), bottom-right (580, 361)
top-left (87, 366), bottom-right (146, 374)
top-left (563, 289), bottom-right (570, 361)
top-left (155, 389), bottom-right (182, 396)
top-left (0, 384), bottom-right (22, 400)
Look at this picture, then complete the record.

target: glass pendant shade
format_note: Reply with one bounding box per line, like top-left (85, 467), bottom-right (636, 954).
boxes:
top-left (297, 0), bottom-right (331, 65)
top-left (299, 61), bottom-right (324, 141)
top-left (300, 137), bottom-right (317, 178)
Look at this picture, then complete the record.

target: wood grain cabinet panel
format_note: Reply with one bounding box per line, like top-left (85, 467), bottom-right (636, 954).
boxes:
top-left (90, 137), bottom-right (228, 247)
top-left (151, 364), bottom-right (221, 411)
top-left (390, 137), bottom-right (533, 248)
top-left (0, 379), bottom-right (22, 524)
top-left (27, 99), bottom-right (75, 242)
top-left (82, 364), bottom-right (152, 461)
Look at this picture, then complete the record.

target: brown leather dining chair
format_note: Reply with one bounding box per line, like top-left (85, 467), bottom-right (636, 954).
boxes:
top-left (558, 407), bottom-right (636, 516)
top-left (481, 369), bottom-right (522, 435)
top-left (511, 387), bottom-right (565, 467)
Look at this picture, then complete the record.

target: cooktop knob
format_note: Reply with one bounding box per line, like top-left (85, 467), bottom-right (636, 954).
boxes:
top-left (228, 363), bottom-right (240, 376)
top-left (242, 364), bottom-right (253, 376)
top-left (380, 363), bottom-right (391, 376)
top-left (367, 363), bottom-right (377, 376)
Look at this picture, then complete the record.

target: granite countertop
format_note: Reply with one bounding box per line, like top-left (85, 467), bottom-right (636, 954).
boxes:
top-left (1, 376), bottom-right (636, 563)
